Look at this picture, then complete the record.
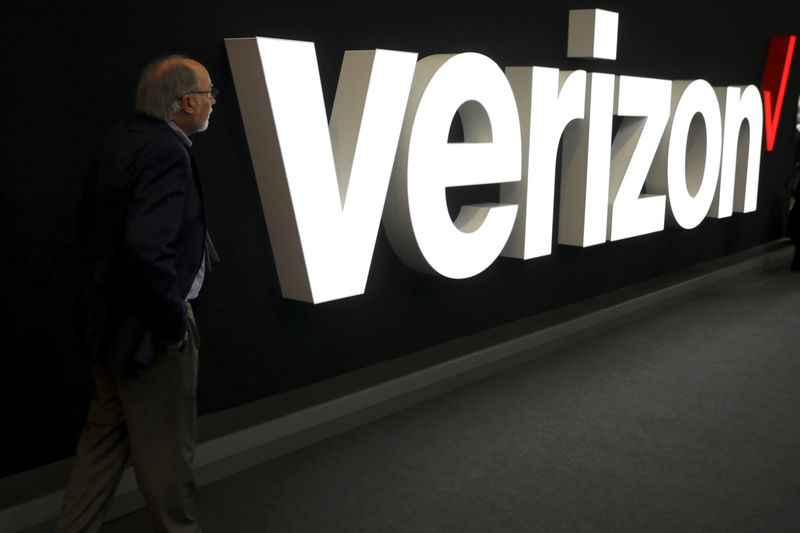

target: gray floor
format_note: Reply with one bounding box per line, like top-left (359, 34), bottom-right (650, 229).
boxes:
top-left (60, 267), bottom-right (800, 531)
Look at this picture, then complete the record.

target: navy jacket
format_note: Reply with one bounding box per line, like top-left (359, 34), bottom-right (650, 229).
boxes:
top-left (78, 115), bottom-right (206, 376)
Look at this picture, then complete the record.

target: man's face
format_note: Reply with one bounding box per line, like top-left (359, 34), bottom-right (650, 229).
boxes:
top-left (192, 66), bottom-right (215, 133)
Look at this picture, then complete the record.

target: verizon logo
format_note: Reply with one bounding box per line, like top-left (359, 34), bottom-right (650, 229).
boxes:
top-left (225, 9), bottom-right (793, 303)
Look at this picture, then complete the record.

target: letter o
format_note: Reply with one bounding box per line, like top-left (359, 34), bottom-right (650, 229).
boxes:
top-left (667, 79), bottom-right (722, 229)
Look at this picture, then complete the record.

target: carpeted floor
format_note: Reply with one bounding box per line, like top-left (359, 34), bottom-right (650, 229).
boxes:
top-left (65, 267), bottom-right (800, 532)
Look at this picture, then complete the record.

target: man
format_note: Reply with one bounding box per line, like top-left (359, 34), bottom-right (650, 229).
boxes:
top-left (790, 126), bottom-right (800, 272)
top-left (55, 55), bottom-right (216, 533)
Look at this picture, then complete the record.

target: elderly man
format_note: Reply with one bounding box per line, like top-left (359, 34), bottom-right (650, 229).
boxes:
top-left (55, 56), bottom-right (217, 533)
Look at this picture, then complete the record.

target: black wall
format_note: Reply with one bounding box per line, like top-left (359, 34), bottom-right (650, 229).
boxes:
top-left (2, 1), bottom-right (798, 477)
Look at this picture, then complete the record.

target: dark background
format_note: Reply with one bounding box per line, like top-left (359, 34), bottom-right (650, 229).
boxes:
top-left (2, 1), bottom-right (798, 477)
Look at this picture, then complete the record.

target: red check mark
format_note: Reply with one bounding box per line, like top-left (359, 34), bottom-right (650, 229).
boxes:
top-left (761, 35), bottom-right (796, 151)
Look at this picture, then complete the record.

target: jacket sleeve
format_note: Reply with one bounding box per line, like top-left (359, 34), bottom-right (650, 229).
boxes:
top-left (123, 142), bottom-right (190, 349)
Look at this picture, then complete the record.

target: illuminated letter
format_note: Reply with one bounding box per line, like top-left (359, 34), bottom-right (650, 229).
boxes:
top-left (649, 80), bottom-right (722, 229)
top-left (710, 85), bottom-right (763, 217)
top-left (608, 76), bottom-right (670, 241)
top-left (225, 37), bottom-right (417, 303)
top-left (384, 53), bottom-right (521, 279)
top-left (501, 67), bottom-right (586, 259)
top-left (559, 72), bottom-right (615, 247)
top-left (567, 9), bottom-right (619, 61)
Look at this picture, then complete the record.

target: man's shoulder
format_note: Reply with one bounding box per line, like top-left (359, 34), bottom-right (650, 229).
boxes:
top-left (105, 115), bottom-right (180, 144)
top-left (101, 116), bottom-right (187, 159)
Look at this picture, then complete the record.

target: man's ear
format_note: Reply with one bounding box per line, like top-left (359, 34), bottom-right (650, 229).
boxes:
top-left (179, 94), bottom-right (196, 114)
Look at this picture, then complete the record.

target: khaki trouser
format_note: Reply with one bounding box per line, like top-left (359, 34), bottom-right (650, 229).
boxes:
top-left (55, 302), bottom-right (201, 533)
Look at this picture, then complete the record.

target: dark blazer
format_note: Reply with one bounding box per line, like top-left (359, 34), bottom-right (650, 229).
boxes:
top-left (78, 115), bottom-right (206, 376)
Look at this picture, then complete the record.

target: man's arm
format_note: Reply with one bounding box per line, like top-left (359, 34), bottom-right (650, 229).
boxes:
top-left (124, 141), bottom-right (191, 350)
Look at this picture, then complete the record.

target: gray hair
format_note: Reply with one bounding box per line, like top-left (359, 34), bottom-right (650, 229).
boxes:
top-left (135, 55), bottom-right (200, 121)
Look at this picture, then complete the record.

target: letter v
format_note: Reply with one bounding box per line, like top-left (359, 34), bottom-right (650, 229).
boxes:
top-left (760, 35), bottom-right (796, 151)
top-left (225, 37), bottom-right (417, 303)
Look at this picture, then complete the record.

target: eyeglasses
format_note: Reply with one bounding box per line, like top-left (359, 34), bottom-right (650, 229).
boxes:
top-left (179, 87), bottom-right (219, 100)
top-left (196, 87), bottom-right (219, 99)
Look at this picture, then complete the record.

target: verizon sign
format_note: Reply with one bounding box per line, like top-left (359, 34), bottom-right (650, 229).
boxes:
top-left (225, 9), bottom-right (781, 304)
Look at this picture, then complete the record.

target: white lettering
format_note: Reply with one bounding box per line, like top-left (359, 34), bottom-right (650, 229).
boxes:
top-left (383, 53), bottom-right (521, 279)
top-left (711, 85), bottom-right (763, 216)
top-left (225, 37), bottom-right (417, 303)
top-left (608, 75), bottom-right (670, 241)
top-left (501, 67), bottom-right (586, 259)
top-left (225, 11), bottom-right (766, 303)
top-left (559, 72), bottom-right (615, 247)
top-left (647, 80), bottom-right (723, 229)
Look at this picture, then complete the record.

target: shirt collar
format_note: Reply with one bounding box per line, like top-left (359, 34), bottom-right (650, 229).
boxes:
top-left (167, 120), bottom-right (193, 149)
